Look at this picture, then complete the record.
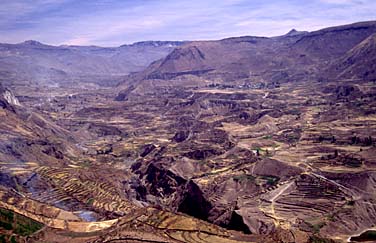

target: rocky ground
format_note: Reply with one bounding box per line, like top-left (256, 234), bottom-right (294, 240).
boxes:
top-left (1, 21), bottom-right (376, 243)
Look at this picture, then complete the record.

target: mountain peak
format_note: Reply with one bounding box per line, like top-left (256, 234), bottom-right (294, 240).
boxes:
top-left (285, 29), bottom-right (308, 36)
top-left (21, 40), bottom-right (44, 46)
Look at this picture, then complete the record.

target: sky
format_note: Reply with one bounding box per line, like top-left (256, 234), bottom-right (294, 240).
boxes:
top-left (0, 0), bottom-right (375, 46)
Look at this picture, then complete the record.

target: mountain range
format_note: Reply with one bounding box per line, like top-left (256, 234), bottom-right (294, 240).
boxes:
top-left (113, 21), bottom-right (376, 101)
top-left (0, 40), bottom-right (186, 87)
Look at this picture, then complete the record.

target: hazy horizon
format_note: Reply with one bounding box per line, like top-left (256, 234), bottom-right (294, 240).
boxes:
top-left (0, 0), bottom-right (376, 46)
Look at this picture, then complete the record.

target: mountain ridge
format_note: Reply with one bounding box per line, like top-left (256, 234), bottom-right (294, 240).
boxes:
top-left (116, 20), bottom-right (376, 91)
top-left (0, 40), bottom-right (187, 88)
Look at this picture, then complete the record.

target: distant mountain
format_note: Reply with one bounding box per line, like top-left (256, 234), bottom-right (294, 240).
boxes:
top-left (20, 40), bottom-right (46, 46)
top-left (0, 40), bottom-right (186, 87)
top-left (284, 29), bottom-right (308, 36)
top-left (291, 21), bottom-right (376, 60)
top-left (124, 41), bottom-right (187, 48)
top-left (120, 21), bottom-right (376, 86)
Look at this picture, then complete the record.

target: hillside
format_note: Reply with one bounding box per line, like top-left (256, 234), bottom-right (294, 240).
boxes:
top-left (117, 21), bottom-right (376, 91)
top-left (328, 33), bottom-right (376, 80)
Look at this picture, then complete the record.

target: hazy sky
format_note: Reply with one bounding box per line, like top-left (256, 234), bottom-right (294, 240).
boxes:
top-left (0, 0), bottom-right (375, 46)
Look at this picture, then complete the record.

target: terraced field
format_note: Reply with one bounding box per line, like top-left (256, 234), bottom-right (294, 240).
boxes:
top-left (1, 21), bottom-right (376, 242)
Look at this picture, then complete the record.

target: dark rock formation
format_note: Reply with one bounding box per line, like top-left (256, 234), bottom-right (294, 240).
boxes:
top-left (177, 180), bottom-right (212, 220)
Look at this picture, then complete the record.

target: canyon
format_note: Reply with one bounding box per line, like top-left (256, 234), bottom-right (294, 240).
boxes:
top-left (0, 21), bottom-right (376, 243)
